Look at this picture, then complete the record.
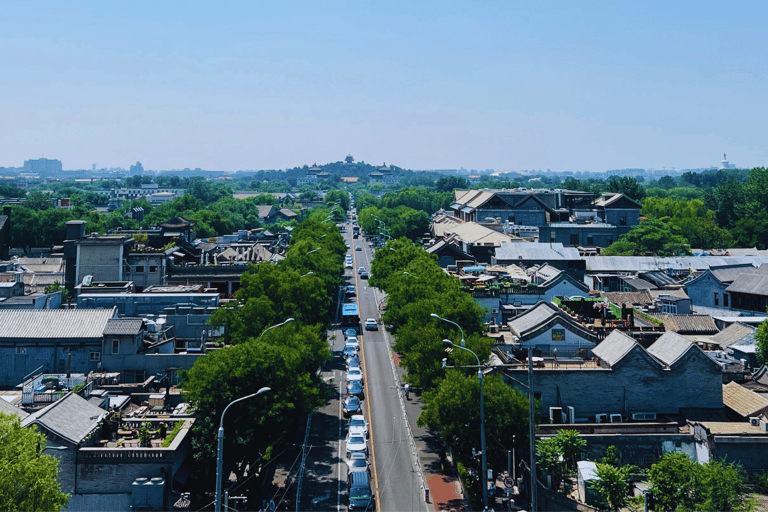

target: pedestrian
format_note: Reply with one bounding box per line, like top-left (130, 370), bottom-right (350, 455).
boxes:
top-left (404, 383), bottom-right (410, 400)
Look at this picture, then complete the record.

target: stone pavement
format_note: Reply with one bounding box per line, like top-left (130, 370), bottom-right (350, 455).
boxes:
top-left (394, 351), bottom-right (468, 512)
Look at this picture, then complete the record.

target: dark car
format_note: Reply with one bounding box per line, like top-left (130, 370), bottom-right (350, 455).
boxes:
top-left (360, 271), bottom-right (369, 279)
top-left (344, 328), bottom-right (358, 337)
top-left (342, 345), bottom-right (357, 359)
top-left (343, 395), bottom-right (361, 417)
top-left (346, 380), bottom-right (364, 399)
top-left (346, 285), bottom-right (356, 296)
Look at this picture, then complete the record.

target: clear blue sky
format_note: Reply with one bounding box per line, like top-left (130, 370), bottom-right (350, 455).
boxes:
top-left (1, 1), bottom-right (766, 172)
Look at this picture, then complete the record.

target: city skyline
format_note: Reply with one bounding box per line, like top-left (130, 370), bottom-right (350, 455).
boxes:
top-left (2, 1), bottom-right (766, 172)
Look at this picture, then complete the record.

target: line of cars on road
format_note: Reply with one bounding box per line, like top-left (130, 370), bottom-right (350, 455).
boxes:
top-left (341, 327), bottom-right (374, 510)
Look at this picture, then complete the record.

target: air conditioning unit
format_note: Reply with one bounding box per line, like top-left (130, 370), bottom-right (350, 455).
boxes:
top-left (610, 414), bottom-right (623, 423)
top-left (750, 416), bottom-right (760, 427)
top-left (760, 420), bottom-right (768, 432)
top-left (549, 407), bottom-right (565, 424)
top-left (596, 413), bottom-right (608, 424)
top-left (631, 412), bottom-right (657, 421)
top-left (567, 406), bottom-right (575, 424)
top-left (489, 325), bottom-right (499, 334)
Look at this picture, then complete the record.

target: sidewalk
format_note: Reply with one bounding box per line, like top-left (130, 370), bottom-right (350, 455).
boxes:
top-left (394, 351), bottom-right (467, 512)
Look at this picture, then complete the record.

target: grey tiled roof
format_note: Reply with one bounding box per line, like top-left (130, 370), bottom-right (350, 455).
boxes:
top-left (0, 309), bottom-right (116, 339)
top-left (726, 274), bottom-right (768, 296)
top-left (103, 318), bottom-right (145, 336)
top-left (21, 392), bottom-right (105, 444)
top-left (649, 313), bottom-right (719, 335)
top-left (710, 323), bottom-right (756, 349)
top-left (0, 398), bottom-right (29, 419)
top-left (593, 331), bottom-right (637, 367)
top-left (509, 302), bottom-right (560, 336)
top-left (647, 331), bottom-right (694, 366)
top-left (711, 265), bottom-right (758, 283)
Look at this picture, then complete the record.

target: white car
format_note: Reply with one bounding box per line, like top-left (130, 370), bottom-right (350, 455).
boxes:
top-left (345, 337), bottom-right (360, 350)
top-left (347, 451), bottom-right (369, 474)
top-left (358, 266), bottom-right (365, 275)
top-left (346, 367), bottom-right (364, 385)
top-left (348, 414), bottom-right (369, 439)
top-left (364, 318), bottom-right (378, 331)
top-left (345, 432), bottom-right (368, 459)
top-left (345, 261), bottom-right (354, 269)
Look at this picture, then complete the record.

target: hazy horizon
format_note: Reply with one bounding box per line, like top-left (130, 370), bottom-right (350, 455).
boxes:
top-left (2, 1), bottom-right (766, 172)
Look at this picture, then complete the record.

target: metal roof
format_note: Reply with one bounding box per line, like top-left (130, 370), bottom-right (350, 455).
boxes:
top-left (585, 256), bottom-right (768, 273)
top-left (496, 242), bottom-right (581, 261)
top-left (22, 392), bottom-right (105, 445)
top-left (0, 308), bottom-right (116, 339)
top-left (103, 318), bottom-right (145, 336)
top-left (592, 330), bottom-right (637, 367)
top-left (647, 331), bottom-right (694, 366)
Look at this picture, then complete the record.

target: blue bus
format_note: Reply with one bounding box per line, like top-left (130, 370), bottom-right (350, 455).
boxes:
top-left (341, 303), bottom-right (360, 332)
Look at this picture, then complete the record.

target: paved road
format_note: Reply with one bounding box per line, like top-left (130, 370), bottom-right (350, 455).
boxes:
top-left (353, 234), bottom-right (429, 512)
top-left (293, 222), bottom-right (429, 512)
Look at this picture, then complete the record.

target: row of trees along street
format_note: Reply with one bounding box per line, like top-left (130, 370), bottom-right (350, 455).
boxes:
top-left (369, 237), bottom-right (531, 509)
top-left (179, 214), bottom-right (346, 507)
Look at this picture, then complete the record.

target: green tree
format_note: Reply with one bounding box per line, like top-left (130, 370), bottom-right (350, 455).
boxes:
top-left (591, 462), bottom-right (636, 512)
top-left (606, 176), bottom-right (645, 202)
top-left (647, 452), bottom-right (701, 512)
top-left (418, 371), bottom-right (529, 465)
top-left (324, 189), bottom-right (350, 211)
top-left (601, 218), bottom-right (690, 256)
top-left (435, 176), bottom-right (469, 192)
top-left (181, 324), bottom-right (329, 476)
top-left (648, 453), bottom-right (754, 512)
top-left (755, 314), bottom-right (768, 365)
top-left (0, 412), bottom-right (70, 511)
top-left (23, 191), bottom-right (54, 211)
top-left (44, 280), bottom-right (71, 303)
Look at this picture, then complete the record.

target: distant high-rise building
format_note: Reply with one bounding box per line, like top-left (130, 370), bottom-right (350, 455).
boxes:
top-left (23, 158), bottom-right (62, 176)
top-left (130, 161), bottom-right (144, 175)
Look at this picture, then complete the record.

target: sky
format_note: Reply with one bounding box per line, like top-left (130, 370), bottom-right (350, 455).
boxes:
top-left (1, 1), bottom-right (766, 172)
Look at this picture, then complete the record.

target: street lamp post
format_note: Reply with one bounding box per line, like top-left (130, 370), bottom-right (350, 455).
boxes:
top-left (443, 339), bottom-right (488, 509)
top-left (300, 271), bottom-right (314, 278)
top-left (215, 387), bottom-right (271, 512)
top-left (258, 318), bottom-right (295, 343)
top-left (431, 313), bottom-right (466, 347)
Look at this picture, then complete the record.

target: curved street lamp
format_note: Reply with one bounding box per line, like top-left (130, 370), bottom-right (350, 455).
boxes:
top-left (443, 339), bottom-right (488, 509)
top-left (431, 313), bottom-right (466, 347)
top-left (301, 271), bottom-right (314, 278)
top-left (215, 387), bottom-right (271, 512)
top-left (258, 318), bottom-right (295, 343)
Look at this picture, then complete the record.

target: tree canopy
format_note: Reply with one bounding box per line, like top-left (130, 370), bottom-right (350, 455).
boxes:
top-left (0, 413), bottom-right (70, 512)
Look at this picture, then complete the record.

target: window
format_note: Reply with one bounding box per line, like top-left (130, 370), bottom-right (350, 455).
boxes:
top-left (112, 339), bottom-right (119, 354)
top-left (619, 216), bottom-right (627, 226)
top-left (149, 265), bottom-right (158, 273)
top-left (89, 351), bottom-right (101, 362)
top-left (587, 235), bottom-right (594, 245)
top-left (135, 265), bottom-right (145, 273)
top-left (570, 234), bottom-right (579, 246)
top-left (714, 293), bottom-right (719, 306)
top-left (724, 294), bottom-right (729, 308)
top-left (15, 346), bottom-right (26, 354)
